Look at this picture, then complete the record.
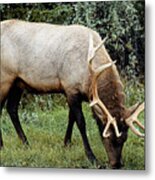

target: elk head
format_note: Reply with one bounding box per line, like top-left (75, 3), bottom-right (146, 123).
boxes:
top-left (88, 34), bottom-right (145, 169)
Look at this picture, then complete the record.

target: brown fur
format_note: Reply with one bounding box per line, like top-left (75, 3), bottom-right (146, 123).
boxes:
top-left (98, 68), bottom-right (126, 120)
top-left (88, 45), bottom-right (127, 122)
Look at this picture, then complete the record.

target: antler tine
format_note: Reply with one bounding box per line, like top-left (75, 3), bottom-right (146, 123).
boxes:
top-left (94, 36), bottom-right (107, 54)
top-left (94, 61), bottom-right (116, 78)
top-left (96, 99), bottom-right (122, 138)
top-left (88, 34), bottom-right (115, 77)
top-left (88, 34), bottom-right (107, 72)
top-left (126, 121), bottom-right (145, 138)
top-left (132, 102), bottom-right (145, 118)
top-left (103, 117), bottom-right (122, 138)
top-left (87, 33), bottom-right (121, 138)
top-left (125, 102), bottom-right (145, 138)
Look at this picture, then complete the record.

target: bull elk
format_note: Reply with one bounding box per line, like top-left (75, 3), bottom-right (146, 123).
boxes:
top-left (0, 20), bottom-right (144, 169)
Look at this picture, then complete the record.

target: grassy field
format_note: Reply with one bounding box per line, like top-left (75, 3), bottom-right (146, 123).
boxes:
top-left (0, 81), bottom-right (145, 170)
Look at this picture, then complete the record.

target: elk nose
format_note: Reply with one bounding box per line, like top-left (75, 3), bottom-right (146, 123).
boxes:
top-left (110, 161), bottom-right (124, 169)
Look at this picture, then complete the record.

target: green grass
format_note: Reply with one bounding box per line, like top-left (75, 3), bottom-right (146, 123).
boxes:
top-left (0, 81), bottom-right (145, 169)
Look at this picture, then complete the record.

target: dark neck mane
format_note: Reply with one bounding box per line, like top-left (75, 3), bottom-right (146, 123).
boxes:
top-left (90, 66), bottom-right (126, 121)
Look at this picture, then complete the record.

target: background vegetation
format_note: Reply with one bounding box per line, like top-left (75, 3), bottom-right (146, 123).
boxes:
top-left (0, 1), bottom-right (145, 169)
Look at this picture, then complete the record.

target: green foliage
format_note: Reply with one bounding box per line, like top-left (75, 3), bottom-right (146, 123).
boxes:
top-left (124, 78), bottom-right (144, 107)
top-left (1, 107), bottom-right (144, 169)
top-left (71, 1), bottom-right (145, 79)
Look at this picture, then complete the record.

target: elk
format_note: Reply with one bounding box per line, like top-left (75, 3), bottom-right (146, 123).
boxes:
top-left (0, 20), bottom-right (144, 169)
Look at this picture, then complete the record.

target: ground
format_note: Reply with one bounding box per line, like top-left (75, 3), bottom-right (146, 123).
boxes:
top-left (0, 81), bottom-right (145, 169)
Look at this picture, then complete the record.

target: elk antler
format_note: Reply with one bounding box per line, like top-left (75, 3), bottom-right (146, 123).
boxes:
top-left (88, 34), bottom-right (122, 138)
top-left (125, 102), bottom-right (145, 137)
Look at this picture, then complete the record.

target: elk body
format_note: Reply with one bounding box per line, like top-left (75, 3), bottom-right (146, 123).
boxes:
top-left (0, 20), bottom-right (144, 169)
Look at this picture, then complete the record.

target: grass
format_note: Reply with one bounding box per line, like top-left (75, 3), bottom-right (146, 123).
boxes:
top-left (0, 81), bottom-right (145, 169)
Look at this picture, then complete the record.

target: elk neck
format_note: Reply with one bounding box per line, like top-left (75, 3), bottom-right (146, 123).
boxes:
top-left (89, 65), bottom-right (127, 121)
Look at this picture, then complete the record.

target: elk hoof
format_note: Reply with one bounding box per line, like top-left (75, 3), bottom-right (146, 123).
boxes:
top-left (64, 139), bottom-right (72, 147)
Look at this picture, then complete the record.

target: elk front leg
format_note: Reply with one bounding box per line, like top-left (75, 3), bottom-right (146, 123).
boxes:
top-left (67, 94), bottom-right (97, 164)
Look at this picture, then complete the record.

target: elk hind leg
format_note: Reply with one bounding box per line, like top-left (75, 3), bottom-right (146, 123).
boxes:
top-left (6, 84), bottom-right (29, 145)
top-left (0, 100), bottom-right (6, 149)
top-left (0, 102), bottom-right (4, 149)
top-left (64, 109), bottom-right (75, 146)
top-left (0, 81), bottom-right (14, 149)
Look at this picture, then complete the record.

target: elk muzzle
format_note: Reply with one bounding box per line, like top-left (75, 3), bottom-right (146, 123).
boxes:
top-left (103, 135), bottom-right (125, 169)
